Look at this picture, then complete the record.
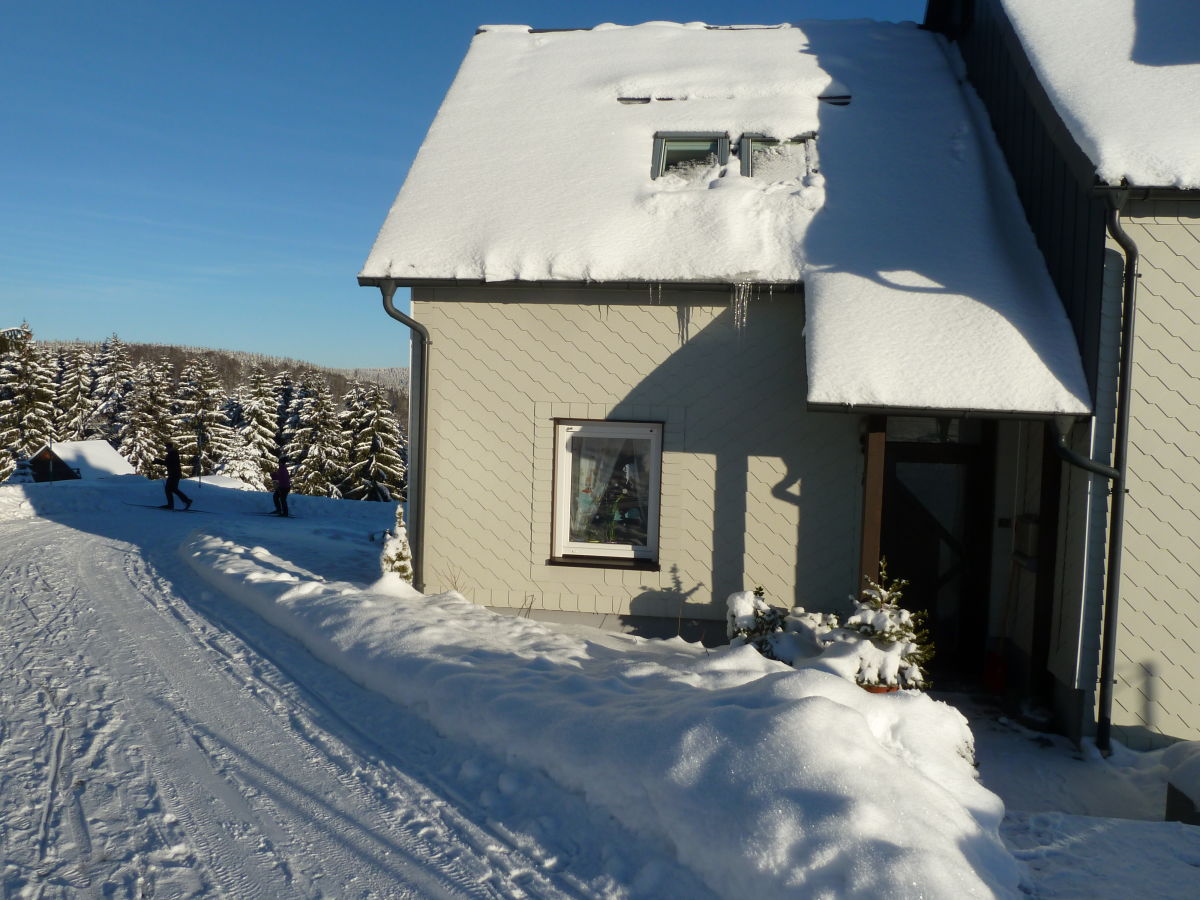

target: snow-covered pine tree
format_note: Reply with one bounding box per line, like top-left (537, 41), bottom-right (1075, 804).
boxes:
top-left (216, 429), bottom-right (268, 487)
top-left (91, 334), bottom-right (136, 445)
top-left (285, 372), bottom-right (348, 498)
top-left (5, 455), bottom-right (35, 484)
top-left (380, 504), bottom-right (413, 582)
top-left (0, 325), bottom-right (57, 481)
top-left (222, 393), bottom-right (244, 432)
top-left (339, 381), bottom-right (407, 500)
top-left (122, 358), bottom-right (175, 478)
top-left (272, 369), bottom-right (296, 452)
top-left (173, 358), bottom-right (235, 476)
top-left (52, 344), bottom-right (97, 441)
top-left (231, 366), bottom-right (279, 491)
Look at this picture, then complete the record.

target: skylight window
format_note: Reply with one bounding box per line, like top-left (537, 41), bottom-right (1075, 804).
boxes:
top-left (738, 133), bottom-right (818, 180)
top-left (651, 132), bottom-right (730, 180)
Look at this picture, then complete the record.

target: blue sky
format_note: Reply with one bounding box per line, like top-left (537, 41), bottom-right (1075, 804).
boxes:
top-left (1, 1), bottom-right (925, 369)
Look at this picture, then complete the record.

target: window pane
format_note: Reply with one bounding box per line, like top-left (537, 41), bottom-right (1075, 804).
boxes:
top-left (568, 435), bottom-right (652, 547)
top-left (750, 139), bottom-right (809, 180)
top-left (662, 139), bottom-right (718, 175)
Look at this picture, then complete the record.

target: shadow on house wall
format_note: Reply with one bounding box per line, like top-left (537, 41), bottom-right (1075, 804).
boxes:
top-left (612, 298), bottom-right (862, 618)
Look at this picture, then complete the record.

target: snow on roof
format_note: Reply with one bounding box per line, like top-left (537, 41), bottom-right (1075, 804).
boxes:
top-left (43, 440), bottom-right (136, 478)
top-left (363, 22), bottom-right (828, 284)
top-left (362, 20), bottom-right (1091, 414)
top-left (1000, 0), bottom-right (1200, 189)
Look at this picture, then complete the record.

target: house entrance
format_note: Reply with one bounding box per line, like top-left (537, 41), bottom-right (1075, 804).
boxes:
top-left (879, 419), bottom-right (994, 687)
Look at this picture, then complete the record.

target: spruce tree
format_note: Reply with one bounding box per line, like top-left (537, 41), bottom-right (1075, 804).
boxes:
top-left (173, 358), bottom-right (234, 476)
top-left (285, 372), bottom-right (348, 498)
top-left (216, 429), bottom-right (267, 487)
top-left (91, 334), bottom-right (136, 445)
top-left (232, 366), bottom-right (279, 490)
top-left (6, 455), bottom-right (35, 485)
top-left (0, 325), bottom-right (57, 480)
top-left (53, 344), bottom-right (97, 441)
top-left (340, 381), bottom-right (407, 500)
top-left (57, 345), bottom-right (97, 441)
top-left (272, 369), bottom-right (296, 451)
top-left (122, 359), bottom-right (174, 477)
top-left (380, 504), bottom-right (414, 582)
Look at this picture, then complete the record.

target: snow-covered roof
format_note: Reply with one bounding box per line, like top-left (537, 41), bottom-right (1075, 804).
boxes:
top-left (362, 21), bottom-right (1091, 415)
top-left (41, 440), bottom-right (136, 478)
top-left (1000, 0), bottom-right (1200, 189)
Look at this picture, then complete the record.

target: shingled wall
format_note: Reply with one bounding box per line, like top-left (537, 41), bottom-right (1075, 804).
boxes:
top-left (412, 285), bottom-right (863, 623)
top-left (1110, 212), bottom-right (1200, 748)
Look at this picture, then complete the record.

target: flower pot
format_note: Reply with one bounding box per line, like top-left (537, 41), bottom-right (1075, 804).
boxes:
top-left (860, 683), bottom-right (900, 694)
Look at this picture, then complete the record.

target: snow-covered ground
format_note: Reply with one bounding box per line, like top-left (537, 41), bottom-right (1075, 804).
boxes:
top-left (2, 477), bottom-right (1197, 898)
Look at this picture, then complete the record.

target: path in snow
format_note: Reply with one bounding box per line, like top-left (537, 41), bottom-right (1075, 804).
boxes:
top-left (0, 494), bottom-right (710, 899)
top-left (950, 695), bottom-right (1200, 899)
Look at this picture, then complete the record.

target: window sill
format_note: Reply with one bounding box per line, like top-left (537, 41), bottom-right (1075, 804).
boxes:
top-left (546, 556), bottom-right (660, 572)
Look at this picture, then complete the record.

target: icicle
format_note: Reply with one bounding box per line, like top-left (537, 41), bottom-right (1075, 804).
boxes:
top-left (730, 282), bottom-right (754, 331)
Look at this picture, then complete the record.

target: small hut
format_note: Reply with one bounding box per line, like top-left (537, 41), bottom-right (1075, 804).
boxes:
top-left (29, 440), bottom-right (136, 482)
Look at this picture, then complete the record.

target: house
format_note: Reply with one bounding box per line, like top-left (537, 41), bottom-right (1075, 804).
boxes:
top-left (358, 22), bottom-right (1092, 687)
top-left (29, 439), bottom-right (136, 482)
top-left (923, 0), bottom-right (1200, 750)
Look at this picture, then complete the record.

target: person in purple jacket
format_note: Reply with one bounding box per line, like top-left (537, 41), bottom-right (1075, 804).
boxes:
top-left (270, 458), bottom-right (291, 517)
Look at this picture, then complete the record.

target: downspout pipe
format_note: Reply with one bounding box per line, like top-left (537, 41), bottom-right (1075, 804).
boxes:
top-left (379, 279), bottom-right (430, 592)
top-left (1052, 193), bottom-right (1138, 755)
top-left (1095, 200), bottom-right (1139, 755)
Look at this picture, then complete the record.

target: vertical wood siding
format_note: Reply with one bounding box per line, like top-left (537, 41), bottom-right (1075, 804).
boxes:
top-left (951, 0), bottom-right (1107, 397)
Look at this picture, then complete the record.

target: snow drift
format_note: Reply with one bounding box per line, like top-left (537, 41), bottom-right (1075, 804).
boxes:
top-left (183, 526), bottom-right (1020, 898)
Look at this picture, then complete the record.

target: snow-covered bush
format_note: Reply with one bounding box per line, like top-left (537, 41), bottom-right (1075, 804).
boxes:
top-left (4, 456), bottom-right (34, 484)
top-left (726, 562), bottom-right (932, 689)
top-left (380, 504), bottom-right (413, 583)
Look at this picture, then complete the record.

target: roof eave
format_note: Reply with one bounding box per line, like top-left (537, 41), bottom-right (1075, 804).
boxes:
top-left (805, 400), bottom-right (1092, 421)
top-left (1090, 184), bottom-right (1200, 202)
top-left (358, 276), bottom-right (803, 292)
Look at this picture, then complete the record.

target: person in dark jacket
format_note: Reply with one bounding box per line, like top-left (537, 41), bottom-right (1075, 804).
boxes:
top-left (158, 441), bottom-right (192, 510)
top-left (270, 458), bottom-right (291, 517)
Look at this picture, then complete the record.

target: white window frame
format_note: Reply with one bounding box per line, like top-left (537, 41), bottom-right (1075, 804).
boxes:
top-left (552, 419), bottom-right (662, 561)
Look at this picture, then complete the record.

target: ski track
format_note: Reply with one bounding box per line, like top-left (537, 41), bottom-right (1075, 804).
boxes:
top-left (0, 514), bottom-right (689, 900)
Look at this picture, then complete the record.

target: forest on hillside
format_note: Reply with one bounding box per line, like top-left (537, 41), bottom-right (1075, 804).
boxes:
top-left (0, 327), bottom-right (408, 501)
top-left (40, 339), bottom-right (409, 422)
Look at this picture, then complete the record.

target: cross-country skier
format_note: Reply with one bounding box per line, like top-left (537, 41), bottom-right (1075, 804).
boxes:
top-left (157, 440), bottom-right (192, 510)
top-left (271, 458), bottom-right (291, 517)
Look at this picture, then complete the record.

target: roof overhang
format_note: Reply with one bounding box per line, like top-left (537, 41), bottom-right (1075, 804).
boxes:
top-left (804, 401), bottom-right (1090, 422)
top-left (358, 277), bottom-right (802, 293)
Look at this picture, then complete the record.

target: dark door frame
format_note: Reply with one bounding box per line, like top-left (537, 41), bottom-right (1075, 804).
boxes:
top-left (878, 424), bottom-right (997, 682)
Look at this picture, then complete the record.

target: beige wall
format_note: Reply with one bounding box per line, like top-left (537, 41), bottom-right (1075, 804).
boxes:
top-left (412, 285), bottom-right (864, 624)
top-left (1106, 212), bottom-right (1200, 748)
